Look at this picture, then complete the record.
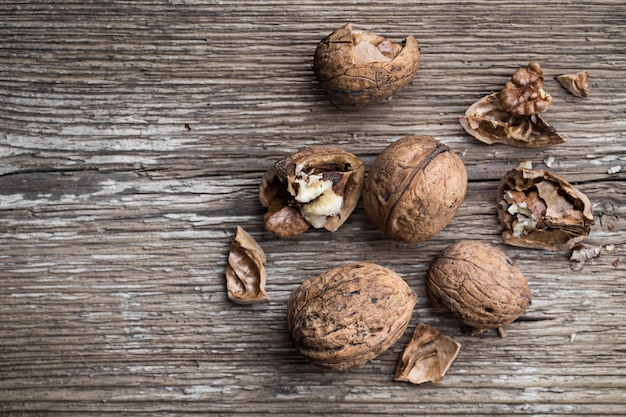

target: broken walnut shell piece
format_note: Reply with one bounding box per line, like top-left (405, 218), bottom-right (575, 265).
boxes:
top-left (459, 93), bottom-right (566, 148)
top-left (394, 323), bottom-right (461, 385)
top-left (313, 23), bottom-right (420, 107)
top-left (225, 226), bottom-right (269, 304)
top-left (259, 146), bottom-right (365, 237)
top-left (500, 61), bottom-right (553, 115)
top-left (556, 71), bottom-right (590, 98)
top-left (427, 240), bottom-right (532, 335)
top-left (287, 262), bottom-right (417, 371)
top-left (497, 166), bottom-right (594, 251)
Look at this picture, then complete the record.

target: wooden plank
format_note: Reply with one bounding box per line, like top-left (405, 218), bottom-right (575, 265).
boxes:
top-left (1, 0), bottom-right (625, 415)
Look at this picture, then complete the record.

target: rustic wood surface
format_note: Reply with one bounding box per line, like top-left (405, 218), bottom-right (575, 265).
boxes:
top-left (1, 1), bottom-right (625, 415)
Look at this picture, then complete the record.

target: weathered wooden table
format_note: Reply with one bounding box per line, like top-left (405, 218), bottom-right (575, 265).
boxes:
top-left (1, 1), bottom-right (625, 415)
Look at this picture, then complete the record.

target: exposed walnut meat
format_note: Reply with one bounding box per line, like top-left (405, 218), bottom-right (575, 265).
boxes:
top-left (260, 147), bottom-right (365, 237)
top-left (459, 93), bottom-right (565, 147)
top-left (500, 62), bottom-right (553, 115)
top-left (497, 167), bottom-right (594, 251)
top-left (313, 23), bottom-right (420, 107)
top-left (225, 226), bottom-right (269, 304)
top-left (394, 323), bottom-right (461, 385)
top-left (557, 71), bottom-right (590, 98)
top-left (287, 262), bottom-right (417, 371)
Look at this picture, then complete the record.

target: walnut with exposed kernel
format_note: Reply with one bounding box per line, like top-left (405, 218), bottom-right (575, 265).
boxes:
top-left (362, 135), bottom-right (467, 243)
top-left (313, 23), bottom-right (420, 107)
top-left (259, 146), bottom-right (365, 237)
top-left (460, 62), bottom-right (565, 148)
top-left (427, 240), bottom-right (532, 335)
top-left (287, 262), bottom-right (417, 371)
top-left (497, 166), bottom-right (594, 251)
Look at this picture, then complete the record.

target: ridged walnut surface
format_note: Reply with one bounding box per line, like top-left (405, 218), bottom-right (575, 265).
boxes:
top-left (362, 135), bottom-right (467, 243)
top-left (313, 23), bottom-right (420, 107)
top-left (427, 240), bottom-right (532, 334)
top-left (287, 262), bottom-right (417, 371)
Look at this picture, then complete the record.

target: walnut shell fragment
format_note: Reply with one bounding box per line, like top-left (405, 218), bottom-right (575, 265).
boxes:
top-left (225, 226), bottom-right (269, 304)
top-left (313, 23), bottom-right (420, 107)
top-left (427, 240), bottom-right (532, 335)
top-left (287, 262), bottom-right (417, 371)
top-left (556, 71), bottom-right (590, 98)
top-left (259, 146), bottom-right (365, 238)
top-left (497, 167), bottom-right (595, 251)
top-left (460, 62), bottom-right (565, 148)
top-left (394, 323), bottom-right (461, 385)
top-left (459, 93), bottom-right (566, 148)
top-left (362, 135), bottom-right (467, 243)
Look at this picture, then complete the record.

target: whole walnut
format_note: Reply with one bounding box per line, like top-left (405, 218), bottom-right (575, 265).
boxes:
top-left (427, 240), bottom-right (532, 335)
top-left (287, 262), bottom-right (417, 371)
top-left (313, 23), bottom-right (420, 107)
top-left (362, 135), bottom-right (467, 243)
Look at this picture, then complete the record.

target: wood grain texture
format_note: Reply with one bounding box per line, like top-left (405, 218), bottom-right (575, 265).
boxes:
top-left (1, 1), bottom-right (625, 415)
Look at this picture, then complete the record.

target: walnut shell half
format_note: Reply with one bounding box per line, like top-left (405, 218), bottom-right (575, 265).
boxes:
top-left (497, 166), bottom-right (594, 251)
top-left (225, 226), bottom-right (269, 304)
top-left (287, 262), bottom-right (417, 371)
top-left (459, 93), bottom-right (566, 148)
top-left (259, 146), bottom-right (365, 238)
top-left (427, 240), bottom-right (531, 335)
top-left (362, 135), bottom-right (467, 243)
top-left (394, 323), bottom-right (461, 385)
top-left (313, 23), bottom-right (420, 107)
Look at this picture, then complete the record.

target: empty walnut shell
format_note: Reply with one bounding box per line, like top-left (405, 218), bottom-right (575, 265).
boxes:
top-left (427, 240), bottom-right (532, 335)
top-left (459, 93), bottom-right (566, 148)
top-left (313, 23), bottom-right (420, 107)
top-left (497, 166), bottom-right (594, 251)
top-left (556, 71), bottom-right (590, 98)
top-left (362, 135), bottom-right (467, 243)
top-left (225, 226), bottom-right (269, 304)
top-left (287, 262), bottom-right (417, 371)
top-left (259, 146), bottom-right (365, 238)
top-left (394, 323), bottom-right (461, 385)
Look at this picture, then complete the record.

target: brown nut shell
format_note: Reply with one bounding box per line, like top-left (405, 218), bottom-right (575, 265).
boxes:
top-left (259, 146), bottom-right (365, 237)
top-left (313, 23), bottom-right (420, 107)
top-left (427, 240), bottom-right (532, 335)
top-left (556, 71), bottom-right (590, 98)
top-left (394, 323), bottom-right (461, 385)
top-left (497, 167), bottom-right (594, 251)
top-left (459, 93), bottom-right (566, 148)
top-left (362, 135), bottom-right (467, 243)
top-left (287, 262), bottom-right (417, 371)
top-left (225, 226), bottom-right (269, 304)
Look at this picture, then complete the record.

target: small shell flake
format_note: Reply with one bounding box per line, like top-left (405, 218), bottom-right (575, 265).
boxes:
top-left (225, 226), bottom-right (269, 304)
top-left (394, 323), bottom-right (461, 385)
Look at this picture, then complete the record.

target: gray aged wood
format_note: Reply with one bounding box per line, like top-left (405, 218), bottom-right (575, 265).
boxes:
top-left (1, 1), bottom-right (625, 415)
